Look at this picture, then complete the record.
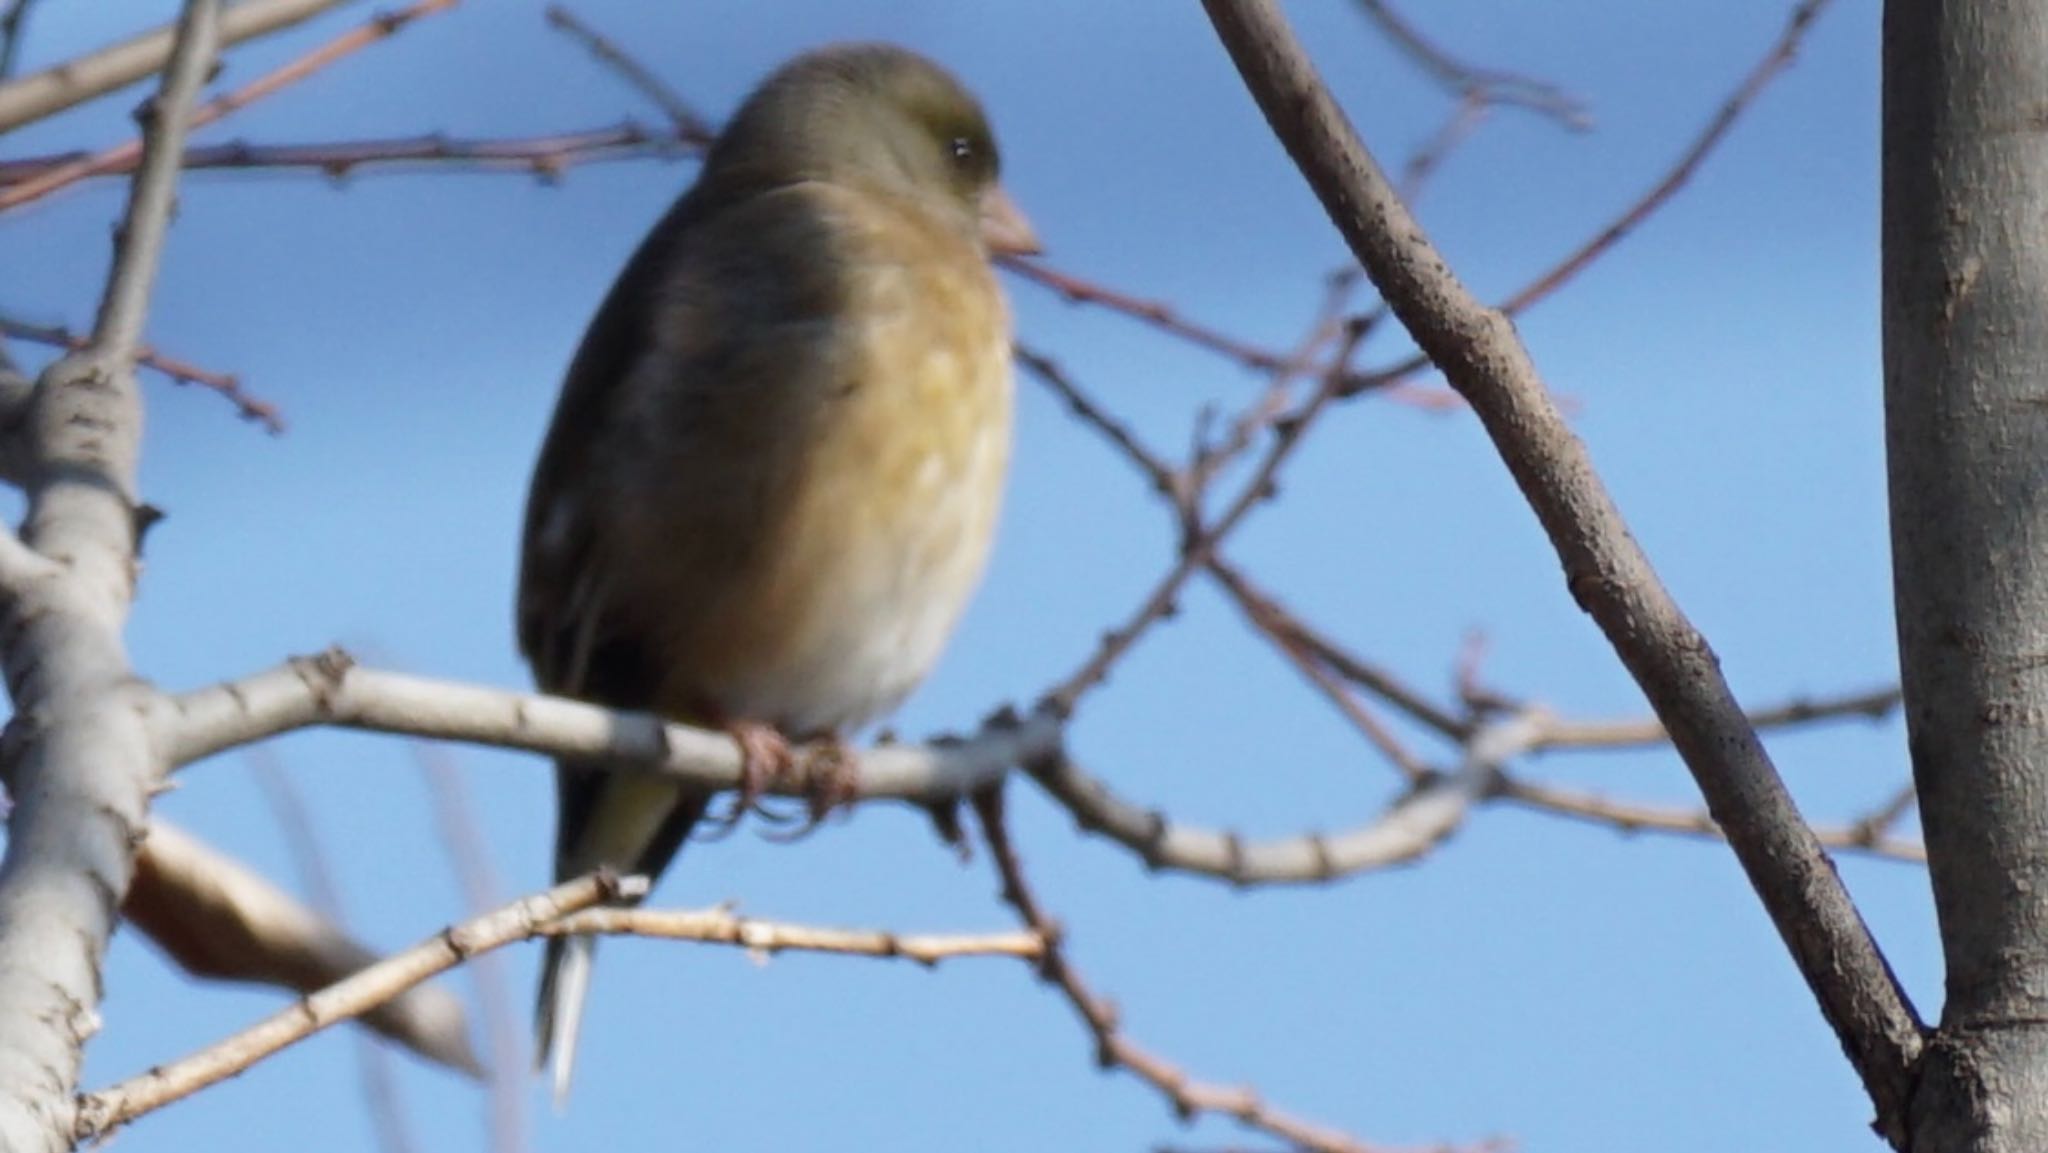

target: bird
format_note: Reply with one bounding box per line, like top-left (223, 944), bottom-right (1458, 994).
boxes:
top-left (515, 42), bottom-right (1037, 1105)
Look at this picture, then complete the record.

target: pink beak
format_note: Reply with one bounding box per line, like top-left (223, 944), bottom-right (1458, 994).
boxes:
top-left (978, 184), bottom-right (1042, 256)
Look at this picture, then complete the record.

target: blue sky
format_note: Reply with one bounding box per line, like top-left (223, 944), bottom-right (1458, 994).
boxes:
top-left (2, 3), bottom-right (1907, 1151)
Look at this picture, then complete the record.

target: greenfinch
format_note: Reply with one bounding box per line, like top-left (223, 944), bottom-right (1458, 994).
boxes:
top-left (516, 43), bottom-right (1036, 1103)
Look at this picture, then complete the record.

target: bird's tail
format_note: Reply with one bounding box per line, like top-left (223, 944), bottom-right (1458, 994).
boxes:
top-left (534, 931), bottom-right (598, 1110)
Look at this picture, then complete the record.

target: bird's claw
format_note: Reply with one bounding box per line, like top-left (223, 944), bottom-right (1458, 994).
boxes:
top-left (761, 737), bottom-right (860, 843)
top-left (698, 719), bottom-right (796, 840)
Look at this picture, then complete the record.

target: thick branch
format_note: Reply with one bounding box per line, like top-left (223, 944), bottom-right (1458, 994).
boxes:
top-left (1885, 1), bottom-right (2048, 1145)
top-left (1199, 0), bottom-right (1922, 1139)
top-left (159, 650), bottom-right (1061, 804)
top-left (0, 4), bottom-right (220, 1150)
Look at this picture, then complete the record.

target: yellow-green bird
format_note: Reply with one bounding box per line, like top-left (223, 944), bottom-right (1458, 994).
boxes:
top-left (516, 43), bottom-right (1036, 1103)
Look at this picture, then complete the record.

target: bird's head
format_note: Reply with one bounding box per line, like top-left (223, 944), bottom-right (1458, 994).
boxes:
top-left (706, 43), bottom-right (1041, 257)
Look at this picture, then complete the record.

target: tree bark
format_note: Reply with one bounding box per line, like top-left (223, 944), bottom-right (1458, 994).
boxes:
top-left (1885, 1), bottom-right (2048, 1148)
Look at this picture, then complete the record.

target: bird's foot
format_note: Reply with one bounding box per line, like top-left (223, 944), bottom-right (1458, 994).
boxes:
top-left (762, 736), bottom-right (861, 843)
top-left (699, 719), bottom-right (796, 837)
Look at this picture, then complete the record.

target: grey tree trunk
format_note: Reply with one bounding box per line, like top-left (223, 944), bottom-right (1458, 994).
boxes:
top-left (1884, 1), bottom-right (2048, 1147)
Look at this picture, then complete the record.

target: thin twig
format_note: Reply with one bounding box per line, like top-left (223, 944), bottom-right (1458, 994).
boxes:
top-left (1004, 258), bottom-right (1292, 373)
top-left (539, 906), bottom-right (1046, 963)
top-left (0, 123), bottom-right (699, 189)
top-left (971, 788), bottom-right (1481, 1153)
top-left (415, 743), bottom-right (525, 1153)
top-left (1352, 0), bottom-right (1591, 129)
top-left (1347, 0), bottom-right (1839, 397)
top-left (1040, 328), bottom-right (1362, 716)
top-left (1208, 557), bottom-right (1467, 741)
top-left (0, 314), bottom-right (283, 432)
top-left (543, 5), bottom-right (715, 142)
top-left (1497, 775), bottom-right (1926, 864)
top-left (1531, 685), bottom-right (1903, 751)
top-left (251, 751), bottom-right (420, 1153)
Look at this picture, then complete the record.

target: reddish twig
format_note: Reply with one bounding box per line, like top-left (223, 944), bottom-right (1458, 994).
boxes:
top-left (0, 0), bottom-right (461, 213)
top-left (1496, 775), bottom-right (1925, 863)
top-left (1351, 0), bottom-right (1591, 129)
top-left (1208, 557), bottom-right (1467, 743)
top-left (1003, 257), bottom-right (1293, 373)
top-left (971, 789), bottom-right (1471, 1153)
top-left (0, 123), bottom-right (699, 188)
top-left (0, 314), bottom-right (283, 431)
top-left (543, 5), bottom-right (714, 142)
top-left (1015, 342), bottom-right (1181, 504)
top-left (1039, 345), bottom-right (1352, 716)
top-left (1345, 0), bottom-right (1837, 397)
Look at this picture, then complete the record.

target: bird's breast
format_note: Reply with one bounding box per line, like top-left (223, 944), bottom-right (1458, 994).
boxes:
top-left (648, 221), bottom-right (1014, 735)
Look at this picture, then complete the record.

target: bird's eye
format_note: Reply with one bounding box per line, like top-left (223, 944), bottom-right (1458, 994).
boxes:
top-left (949, 136), bottom-right (975, 166)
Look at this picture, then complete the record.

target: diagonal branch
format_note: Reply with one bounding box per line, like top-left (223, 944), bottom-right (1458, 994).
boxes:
top-left (74, 873), bottom-right (1041, 1139)
top-left (1198, 0), bottom-right (1922, 1138)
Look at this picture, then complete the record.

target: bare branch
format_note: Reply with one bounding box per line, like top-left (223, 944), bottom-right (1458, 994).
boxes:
top-left (0, 0), bottom-right (458, 214)
top-left (0, 123), bottom-right (698, 189)
top-left (0, 0), bottom-right (353, 135)
top-left (972, 789), bottom-right (1492, 1153)
top-left (1199, 0), bottom-right (1920, 1130)
top-left (0, 313), bottom-right (284, 432)
top-left (543, 5), bottom-right (715, 142)
top-left (251, 750), bottom-right (428, 1152)
top-left (1023, 715), bottom-right (1541, 884)
top-left (414, 744), bottom-right (524, 1153)
top-left (76, 873), bottom-right (1036, 1139)
top-left (76, 874), bottom-right (628, 1142)
top-left (125, 818), bottom-right (480, 1073)
top-left (1351, 0), bottom-right (1591, 129)
top-left (158, 650), bottom-right (1062, 803)
top-left (0, 4), bottom-right (222, 1148)
top-left (540, 905), bottom-right (1045, 964)
top-left (1350, 0), bottom-right (1839, 398)
top-left (1530, 685), bottom-right (1902, 751)
top-left (1497, 777), bottom-right (1927, 864)
top-left (1207, 556), bottom-right (1468, 741)
top-left (1041, 333), bottom-right (1357, 717)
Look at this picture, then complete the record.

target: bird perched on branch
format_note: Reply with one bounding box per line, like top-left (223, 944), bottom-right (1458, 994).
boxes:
top-left (516, 43), bottom-right (1037, 1104)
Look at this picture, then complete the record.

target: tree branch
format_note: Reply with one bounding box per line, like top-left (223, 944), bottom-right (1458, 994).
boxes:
top-left (1198, 0), bottom-right (1921, 1136)
top-left (0, 0), bottom-right (352, 135)
top-left (0, 3), bottom-right (221, 1149)
top-left (75, 873), bottom-right (1040, 1139)
top-left (125, 817), bottom-right (480, 1073)
top-left (1023, 714), bottom-right (1541, 884)
top-left (158, 649), bottom-right (1063, 804)
top-left (0, 0), bottom-right (457, 213)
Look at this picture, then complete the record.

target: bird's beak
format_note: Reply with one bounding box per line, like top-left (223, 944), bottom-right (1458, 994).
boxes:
top-left (978, 184), bottom-right (1042, 256)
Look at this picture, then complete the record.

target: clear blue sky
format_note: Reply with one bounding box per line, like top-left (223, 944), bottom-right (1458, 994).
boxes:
top-left (3, 3), bottom-right (1906, 1151)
